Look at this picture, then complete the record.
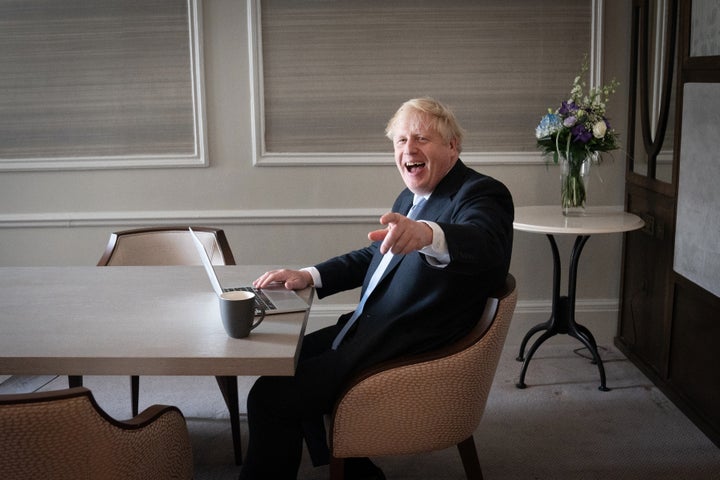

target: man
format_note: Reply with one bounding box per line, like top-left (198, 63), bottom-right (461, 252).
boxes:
top-left (240, 98), bottom-right (514, 479)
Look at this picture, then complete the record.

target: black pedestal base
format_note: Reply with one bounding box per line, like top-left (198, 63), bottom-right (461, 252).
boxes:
top-left (515, 234), bottom-right (610, 392)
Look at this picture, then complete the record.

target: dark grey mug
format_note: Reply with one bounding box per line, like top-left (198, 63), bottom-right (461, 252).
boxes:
top-left (219, 291), bottom-right (265, 338)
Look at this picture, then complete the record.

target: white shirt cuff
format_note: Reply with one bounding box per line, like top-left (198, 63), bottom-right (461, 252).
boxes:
top-left (301, 266), bottom-right (322, 288)
top-left (418, 221), bottom-right (450, 266)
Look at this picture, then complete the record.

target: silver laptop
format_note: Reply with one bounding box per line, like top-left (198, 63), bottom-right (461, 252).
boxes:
top-left (189, 228), bottom-right (310, 315)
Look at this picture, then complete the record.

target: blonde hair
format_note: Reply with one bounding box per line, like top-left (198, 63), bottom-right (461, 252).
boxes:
top-left (385, 97), bottom-right (465, 153)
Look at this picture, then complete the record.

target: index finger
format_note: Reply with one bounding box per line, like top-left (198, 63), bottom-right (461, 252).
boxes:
top-left (379, 212), bottom-right (405, 226)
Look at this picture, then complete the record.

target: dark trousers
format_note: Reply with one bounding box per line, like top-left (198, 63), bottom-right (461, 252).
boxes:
top-left (239, 324), bottom-right (344, 480)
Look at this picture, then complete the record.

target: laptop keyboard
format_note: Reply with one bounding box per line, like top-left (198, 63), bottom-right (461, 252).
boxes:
top-left (224, 286), bottom-right (277, 314)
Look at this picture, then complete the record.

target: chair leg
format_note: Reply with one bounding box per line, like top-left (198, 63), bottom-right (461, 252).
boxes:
top-left (457, 436), bottom-right (484, 480)
top-left (216, 375), bottom-right (242, 465)
top-left (68, 375), bottom-right (82, 388)
top-left (131, 375), bottom-right (140, 417)
top-left (329, 456), bottom-right (345, 480)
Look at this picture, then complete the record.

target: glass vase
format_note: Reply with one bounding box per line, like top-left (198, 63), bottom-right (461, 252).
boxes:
top-left (559, 152), bottom-right (592, 216)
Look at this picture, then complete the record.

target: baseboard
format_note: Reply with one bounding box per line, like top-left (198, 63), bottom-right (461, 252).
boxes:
top-left (0, 375), bottom-right (59, 394)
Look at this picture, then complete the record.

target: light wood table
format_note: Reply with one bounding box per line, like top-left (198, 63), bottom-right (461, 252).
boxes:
top-left (0, 265), bottom-right (312, 376)
top-left (513, 206), bottom-right (644, 391)
top-left (0, 265), bottom-right (313, 465)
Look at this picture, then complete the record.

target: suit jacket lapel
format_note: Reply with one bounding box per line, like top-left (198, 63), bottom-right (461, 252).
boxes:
top-left (422, 160), bottom-right (467, 219)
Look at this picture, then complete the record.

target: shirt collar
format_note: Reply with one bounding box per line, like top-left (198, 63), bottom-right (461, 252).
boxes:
top-left (413, 193), bottom-right (431, 205)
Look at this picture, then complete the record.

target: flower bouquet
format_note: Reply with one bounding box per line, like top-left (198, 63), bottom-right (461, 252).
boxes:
top-left (535, 59), bottom-right (620, 214)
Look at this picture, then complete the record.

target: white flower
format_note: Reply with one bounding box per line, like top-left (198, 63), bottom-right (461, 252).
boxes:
top-left (592, 120), bottom-right (607, 139)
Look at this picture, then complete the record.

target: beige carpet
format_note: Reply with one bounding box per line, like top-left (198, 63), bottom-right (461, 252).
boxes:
top-left (26, 342), bottom-right (720, 480)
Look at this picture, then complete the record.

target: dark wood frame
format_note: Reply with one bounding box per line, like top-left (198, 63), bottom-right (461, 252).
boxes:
top-left (617, 0), bottom-right (720, 448)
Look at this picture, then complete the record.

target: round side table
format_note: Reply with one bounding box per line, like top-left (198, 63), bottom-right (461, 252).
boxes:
top-left (513, 206), bottom-right (644, 391)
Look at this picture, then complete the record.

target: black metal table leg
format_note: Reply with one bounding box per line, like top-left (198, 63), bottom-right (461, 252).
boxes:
top-left (516, 234), bottom-right (610, 391)
top-left (515, 320), bottom-right (552, 362)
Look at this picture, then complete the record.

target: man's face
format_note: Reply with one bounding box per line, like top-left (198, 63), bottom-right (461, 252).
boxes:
top-left (392, 112), bottom-right (458, 196)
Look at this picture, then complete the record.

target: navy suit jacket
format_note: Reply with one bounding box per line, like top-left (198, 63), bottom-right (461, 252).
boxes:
top-left (314, 160), bottom-right (514, 378)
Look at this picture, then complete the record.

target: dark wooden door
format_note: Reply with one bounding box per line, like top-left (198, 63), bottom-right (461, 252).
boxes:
top-left (617, 0), bottom-right (720, 447)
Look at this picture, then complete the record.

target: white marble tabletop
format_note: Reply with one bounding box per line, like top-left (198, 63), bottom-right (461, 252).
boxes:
top-left (513, 205), bottom-right (645, 235)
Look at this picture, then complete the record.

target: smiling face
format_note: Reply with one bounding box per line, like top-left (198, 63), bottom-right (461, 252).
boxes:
top-left (391, 110), bottom-right (459, 196)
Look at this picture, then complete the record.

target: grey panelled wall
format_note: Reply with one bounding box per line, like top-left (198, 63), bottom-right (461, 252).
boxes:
top-left (0, 0), bottom-right (633, 345)
top-left (259, 0), bottom-right (591, 154)
top-left (674, 83), bottom-right (720, 298)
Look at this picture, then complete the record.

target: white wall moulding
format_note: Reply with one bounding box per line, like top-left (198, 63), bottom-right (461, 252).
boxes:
top-left (310, 300), bottom-right (621, 346)
top-left (247, 151), bottom-right (554, 167)
top-left (0, 0), bottom-right (207, 171)
top-left (248, 0), bottom-right (604, 167)
top-left (309, 300), bottom-right (620, 319)
top-left (0, 208), bottom-right (388, 229)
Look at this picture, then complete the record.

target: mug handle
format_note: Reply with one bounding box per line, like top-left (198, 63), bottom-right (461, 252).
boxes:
top-left (251, 307), bottom-right (265, 331)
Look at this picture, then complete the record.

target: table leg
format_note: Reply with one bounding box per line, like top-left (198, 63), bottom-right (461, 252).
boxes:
top-left (516, 233), bottom-right (563, 362)
top-left (68, 375), bottom-right (82, 388)
top-left (516, 234), bottom-right (609, 391)
top-left (216, 376), bottom-right (243, 465)
top-left (515, 319), bottom-right (552, 362)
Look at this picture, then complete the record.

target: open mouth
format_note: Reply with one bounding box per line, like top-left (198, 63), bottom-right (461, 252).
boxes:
top-left (405, 161), bottom-right (425, 173)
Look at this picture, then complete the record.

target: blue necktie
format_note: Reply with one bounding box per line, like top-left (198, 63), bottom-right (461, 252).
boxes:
top-left (331, 197), bottom-right (427, 349)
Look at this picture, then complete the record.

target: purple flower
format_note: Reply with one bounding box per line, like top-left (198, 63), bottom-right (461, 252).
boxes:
top-left (571, 124), bottom-right (592, 144)
top-left (563, 116), bottom-right (577, 127)
top-left (559, 101), bottom-right (578, 115)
